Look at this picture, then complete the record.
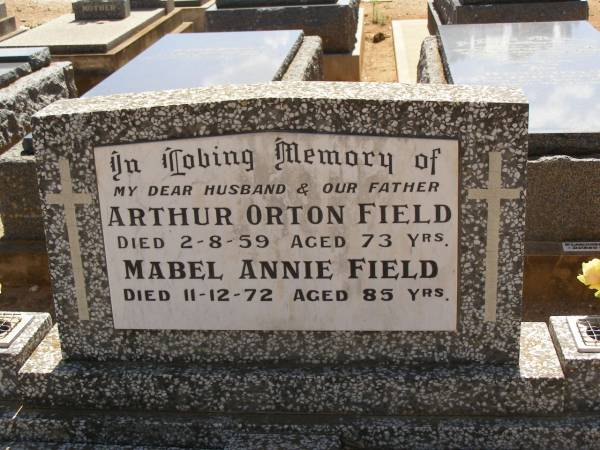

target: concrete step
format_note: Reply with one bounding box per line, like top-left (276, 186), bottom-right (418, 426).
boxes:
top-left (0, 15), bottom-right (16, 38)
top-left (18, 324), bottom-right (564, 416)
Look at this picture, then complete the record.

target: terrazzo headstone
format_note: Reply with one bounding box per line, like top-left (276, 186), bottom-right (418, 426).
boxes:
top-left (32, 82), bottom-right (528, 365)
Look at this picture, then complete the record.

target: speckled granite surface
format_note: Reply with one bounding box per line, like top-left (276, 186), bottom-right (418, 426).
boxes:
top-left (17, 323), bottom-right (562, 415)
top-left (0, 62), bottom-right (76, 154)
top-left (417, 36), bottom-right (447, 84)
top-left (0, 142), bottom-right (43, 240)
top-left (282, 36), bottom-right (323, 81)
top-left (32, 82), bottom-right (529, 365)
top-left (550, 316), bottom-right (600, 412)
top-left (0, 312), bottom-right (52, 400)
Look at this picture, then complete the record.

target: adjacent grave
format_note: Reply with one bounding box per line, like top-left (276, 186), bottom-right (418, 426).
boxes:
top-left (438, 20), bottom-right (600, 156)
top-left (0, 0), bottom-right (17, 42)
top-left (417, 21), bottom-right (600, 314)
top-left (204, 0), bottom-right (359, 54)
top-left (0, 4), bottom-right (192, 92)
top-left (72, 0), bottom-right (131, 21)
top-left (428, 0), bottom-right (588, 31)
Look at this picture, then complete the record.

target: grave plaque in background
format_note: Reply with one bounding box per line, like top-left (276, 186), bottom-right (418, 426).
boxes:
top-left (95, 133), bottom-right (459, 331)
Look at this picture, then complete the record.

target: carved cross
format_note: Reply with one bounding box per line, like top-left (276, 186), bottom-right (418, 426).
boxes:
top-left (468, 152), bottom-right (522, 322)
top-left (46, 158), bottom-right (92, 321)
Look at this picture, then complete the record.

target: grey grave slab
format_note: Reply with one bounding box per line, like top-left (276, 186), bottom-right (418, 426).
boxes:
top-left (72, 0), bottom-right (131, 21)
top-left (84, 31), bottom-right (304, 97)
top-left (0, 9), bottom-right (164, 54)
top-left (439, 20), bottom-right (600, 155)
top-left (0, 47), bottom-right (50, 70)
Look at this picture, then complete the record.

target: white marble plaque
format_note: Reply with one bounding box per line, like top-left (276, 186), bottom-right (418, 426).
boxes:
top-left (94, 132), bottom-right (459, 331)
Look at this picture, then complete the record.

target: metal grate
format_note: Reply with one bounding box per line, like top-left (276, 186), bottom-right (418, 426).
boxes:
top-left (0, 313), bottom-right (21, 340)
top-left (567, 316), bottom-right (600, 353)
top-left (576, 318), bottom-right (600, 347)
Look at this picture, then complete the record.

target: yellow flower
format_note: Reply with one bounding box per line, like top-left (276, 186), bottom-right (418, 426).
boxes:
top-left (578, 258), bottom-right (600, 298)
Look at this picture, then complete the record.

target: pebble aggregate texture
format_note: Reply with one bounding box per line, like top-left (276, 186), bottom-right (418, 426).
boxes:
top-left (432, 0), bottom-right (588, 24)
top-left (72, 0), bottom-right (132, 21)
top-left (5, 323), bottom-right (597, 449)
top-left (417, 36), bottom-right (446, 84)
top-left (281, 36), bottom-right (323, 81)
top-left (16, 323), bottom-right (563, 414)
top-left (205, 0), bottom-right (358, 53)
top-left (32, 81), bottom-right (529, 365)
top-left (550, 316), bottom-right (600, 412)
top-left (0, 62), bottom-right (77, 154)
top-left (0, 142), bottom-right (44, 240)
top-left (0, 312), bottom-right (52, 400)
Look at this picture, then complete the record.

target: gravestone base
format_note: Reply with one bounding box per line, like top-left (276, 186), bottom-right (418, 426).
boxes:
top-left (5, 323), bottom-right (600, 447)
top-left (429, 0), bottom-right (588, 28)
top-left (0, 312), bottom-right (52, 401)
top-left (204, 0), bottom-right (358, 53)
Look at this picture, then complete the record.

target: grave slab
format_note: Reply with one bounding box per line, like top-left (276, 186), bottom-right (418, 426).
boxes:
top-left (205, 0), bottom-right (358, 53)
top-left (431, 0), bottom-right (588, 26)
top-left (84, 31), bottom-right (305, 97)
top-left (0, 9), bottom-right (164, 54)
top-left (72, 0), bottom-right (132, 21)
top-left (0, 312), bottom-right (52, 400)
top-left (439, 20), bottom-right (600, 155)
top-left (217, 0), bottom-right (337, 7)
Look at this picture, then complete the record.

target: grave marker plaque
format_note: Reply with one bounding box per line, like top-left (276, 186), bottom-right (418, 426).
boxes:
top-left (94, 132), bottom-right (459, 330)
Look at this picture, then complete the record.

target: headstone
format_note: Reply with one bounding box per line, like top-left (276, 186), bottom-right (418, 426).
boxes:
top-left (205, 0), bottom-right (358, 53)
top-left (0, 9), bottom-right (163, 53)
top-left (72, 0), bottom-right (131, 21)
top-left (130, 0), bottom-right (174, 13)
top-left (32, 82), bottom-right (528, 364)
top-left (4, 77), bottom-right (600, 448)
top-left (438, 20), bottom-right (600, 156)
top-left (84, 30), bottom-right (305, 96)
top-left (428, 0), bottom-right (587, 30)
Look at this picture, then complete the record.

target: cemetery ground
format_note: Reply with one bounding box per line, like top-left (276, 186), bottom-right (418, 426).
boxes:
top-left (2, 0), bottom-right (600, 322)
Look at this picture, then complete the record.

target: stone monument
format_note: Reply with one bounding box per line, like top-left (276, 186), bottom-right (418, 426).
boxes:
top-left (1, 81), bottom-right (600, 447)
top-left (428, 0), bottom-right (588, 31)
top-left (204, 0), bottom-right (358, 54)
top-left (72, 0), bottom-right (131, 21)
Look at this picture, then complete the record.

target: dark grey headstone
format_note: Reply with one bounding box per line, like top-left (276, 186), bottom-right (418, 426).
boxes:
top-left (432, 0), bottom-right (588, 25)
top-left (217, 0), bottom-right (336, 8)
top-left (439, 20), bottom-right (600, 154)
top-left (0, 47), bottom-right (51, 70)
top-left (130, 0), bottom-right (174, 12)
top-left (84, 30), bottom-right (303, 97)
top-left (205, 0), bottom-right (358, 53)
top-left (72, 0), bottom-right (131, 21)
